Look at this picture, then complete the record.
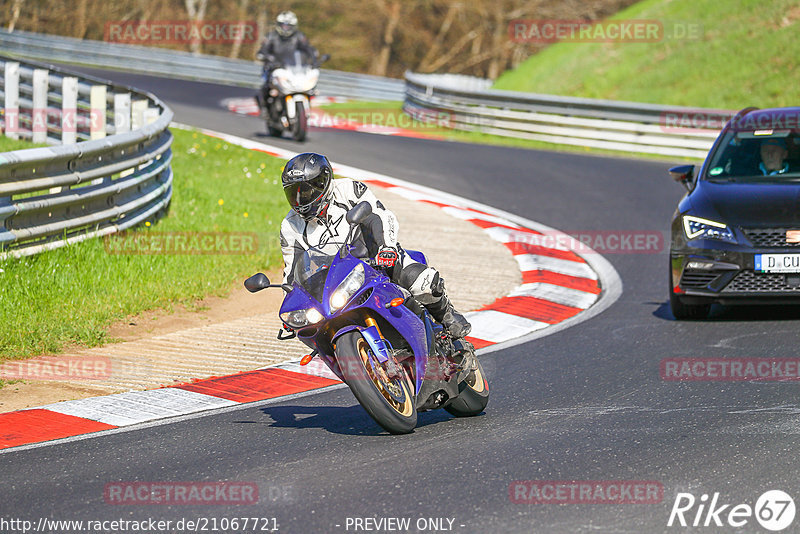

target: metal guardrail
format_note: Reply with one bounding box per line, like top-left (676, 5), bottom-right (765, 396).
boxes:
top-left (0, 29), bottom-right (405, 102)
top-left (0, 57), bottom-right (173, 258)
top-left (404, 72), bottom-right (732, 159)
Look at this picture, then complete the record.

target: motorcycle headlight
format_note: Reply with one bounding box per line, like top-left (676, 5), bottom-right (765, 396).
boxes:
top-left (329, 263), bottom-right (365, 312)
top-left (682, 215), bottom-right (736, 243)
top-left (280, 307), bottom-right (324, 329)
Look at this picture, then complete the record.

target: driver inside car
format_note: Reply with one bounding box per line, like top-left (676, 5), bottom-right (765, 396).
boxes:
top-left (278, 152), bottom-right (477, 370)
top-left (759, 137), bottom-right (791, 175)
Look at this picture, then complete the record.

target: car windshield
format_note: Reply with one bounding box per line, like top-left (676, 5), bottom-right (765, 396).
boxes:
top-left (292, 247), bottom-right (334, 302)
top-left (704, 130), bottom-right (800, 182)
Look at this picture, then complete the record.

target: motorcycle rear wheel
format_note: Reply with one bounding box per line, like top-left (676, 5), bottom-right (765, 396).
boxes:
top-left (444, 358), bottom-right (489, 417)
top-left (336, 331), bottom-right (417, 434)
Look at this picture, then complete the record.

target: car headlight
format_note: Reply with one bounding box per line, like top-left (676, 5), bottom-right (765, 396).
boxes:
top-left (682, 215), bottom-right (736, 243)
top-left (280, 307), bottom-right (324, 329)
top-left (329, 263), bottom-right (365, 312)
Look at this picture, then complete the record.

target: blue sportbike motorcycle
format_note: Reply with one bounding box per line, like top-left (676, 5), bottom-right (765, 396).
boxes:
top-left (245, 202), bottom-right (489, 434)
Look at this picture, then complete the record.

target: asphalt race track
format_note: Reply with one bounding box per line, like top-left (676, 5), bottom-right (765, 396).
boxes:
top-left (3, 68), bottom-right (800, 533)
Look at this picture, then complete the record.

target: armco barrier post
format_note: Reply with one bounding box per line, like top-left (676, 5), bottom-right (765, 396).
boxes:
top-left (90, 85), bottom-right (107, 140)
top-left (144, 108), bottom-right (159, 125)
top-left (62, 76), bottom-right (78, 144)
top-left (31, 68), bottom-right (48, 144)
top-left (131, 99), bottom-right (147, 131)
top-left (114, 93), bottom-right (131, 134)
top-left (115, 93), bottom-right (133, 178)
top-left (4, 61), bottom-right (19, 139)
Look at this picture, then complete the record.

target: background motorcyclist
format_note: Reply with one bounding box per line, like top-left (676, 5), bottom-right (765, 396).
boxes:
top-left (256, 11), bottom-right (319, 111)
top-left (278, 152), bottom-right (476, 368)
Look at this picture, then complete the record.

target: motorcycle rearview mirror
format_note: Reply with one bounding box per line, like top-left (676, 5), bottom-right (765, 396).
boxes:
top-left (244, 273), bottom-right (293, 293)
top-left (319, 53), bottom-right (331, 64)
top-left (244, 273), bottom-right (271, 293)
top-left (346, 201), bottom-right (372, 225)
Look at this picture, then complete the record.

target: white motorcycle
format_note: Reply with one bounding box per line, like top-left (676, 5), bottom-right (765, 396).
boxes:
top-left (261, 51), bottom-right (329, 142)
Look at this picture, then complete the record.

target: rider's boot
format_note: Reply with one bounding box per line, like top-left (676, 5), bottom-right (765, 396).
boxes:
top-left (427, 293), bottom-right (471, 338)
top-left (425, 283), bottom-right (477, 372)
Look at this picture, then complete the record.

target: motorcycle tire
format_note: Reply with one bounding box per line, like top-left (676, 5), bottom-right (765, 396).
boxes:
top-left (444, 358), bottom-right (489, 417)
top-left (292, 102), bottom-right (307, 142)
top-left (335, 331), bottom-right (417, 434)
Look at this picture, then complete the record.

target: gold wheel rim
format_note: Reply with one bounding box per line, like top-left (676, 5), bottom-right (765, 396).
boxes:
top-left (357, 338), bottom-right (414, 417)
top-left (465, 363), bottom-right (486, 393)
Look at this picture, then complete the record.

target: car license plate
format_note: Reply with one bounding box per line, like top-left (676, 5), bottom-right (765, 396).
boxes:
top-left (755, 253), bottom-right (800, 273)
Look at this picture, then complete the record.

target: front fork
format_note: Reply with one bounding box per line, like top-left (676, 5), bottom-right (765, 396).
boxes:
top-left (284, 94), bottom-right (310, 120)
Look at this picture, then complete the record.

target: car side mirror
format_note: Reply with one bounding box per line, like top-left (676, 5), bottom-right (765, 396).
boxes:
top-left (669, 164), bottom-right (695, 191)
top-left (346, 201), bottom-right (372, 225)
top-left (244, 273), bottom-right (271, 293)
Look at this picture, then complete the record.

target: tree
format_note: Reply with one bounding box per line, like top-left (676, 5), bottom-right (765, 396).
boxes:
top-left (183, 0), bottom-right (208, 55)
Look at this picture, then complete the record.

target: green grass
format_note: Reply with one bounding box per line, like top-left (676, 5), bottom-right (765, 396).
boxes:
top-left (0, 128), bottom-right (289, 361)
top-left (494, 0), bottom-right (800, 109)
top-left (0, 137), bottom-right (48, 151)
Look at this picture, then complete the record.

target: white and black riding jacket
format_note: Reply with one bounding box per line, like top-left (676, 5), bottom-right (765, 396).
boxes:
top-left (280, 178), bottom-right (398, 283)
top-left (279, 178), bottom-right (440, 304)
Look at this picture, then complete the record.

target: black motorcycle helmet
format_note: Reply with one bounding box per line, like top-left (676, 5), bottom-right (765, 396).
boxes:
top-left (282, 153), bottom-right (333, 220)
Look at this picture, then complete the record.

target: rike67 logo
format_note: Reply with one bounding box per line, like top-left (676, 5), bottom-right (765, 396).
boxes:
top-left (668, 490), bottom-right (795, 531)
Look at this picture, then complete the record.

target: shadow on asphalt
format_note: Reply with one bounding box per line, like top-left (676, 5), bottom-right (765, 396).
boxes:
top-left (237, 404), bottom-right (455, 436)
top-left (650, 301), bottom-right (800, 322)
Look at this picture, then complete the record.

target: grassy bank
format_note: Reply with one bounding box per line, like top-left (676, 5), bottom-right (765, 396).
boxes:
top-left (0, 129), bottom-right (289, 361)
top-left (493, 0), bottom-right (800, 109)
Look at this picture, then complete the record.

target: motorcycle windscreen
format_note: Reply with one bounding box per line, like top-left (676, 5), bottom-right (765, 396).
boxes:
top-left (292, 247), bottom-right (333, 303)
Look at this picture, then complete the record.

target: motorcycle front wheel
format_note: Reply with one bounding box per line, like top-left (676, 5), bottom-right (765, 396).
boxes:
top-left (444, 358), bottom-right (489, 417)
top-left (292, 101), bottom-right (307, 142)
top-left (335, 331), bottom-right (417, 434)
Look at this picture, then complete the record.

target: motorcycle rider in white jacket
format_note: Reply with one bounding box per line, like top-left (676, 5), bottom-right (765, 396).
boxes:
top-left (279, 153), bottom-right (476, 368)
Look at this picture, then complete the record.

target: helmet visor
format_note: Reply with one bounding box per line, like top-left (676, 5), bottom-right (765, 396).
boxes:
top-left (284, 179), bottom-right (326, 210)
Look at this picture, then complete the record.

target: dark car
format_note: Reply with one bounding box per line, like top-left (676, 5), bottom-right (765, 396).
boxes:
top-left (669, 106), bottom-right (800, 319)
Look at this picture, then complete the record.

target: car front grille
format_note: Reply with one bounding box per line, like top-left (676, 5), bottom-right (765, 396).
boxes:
top-left (743, 228), bottom-right (800, 248)
top-left (680, 269), bottom-right (723, 289)
top-left (722, 270), bottom-right (800, 293)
